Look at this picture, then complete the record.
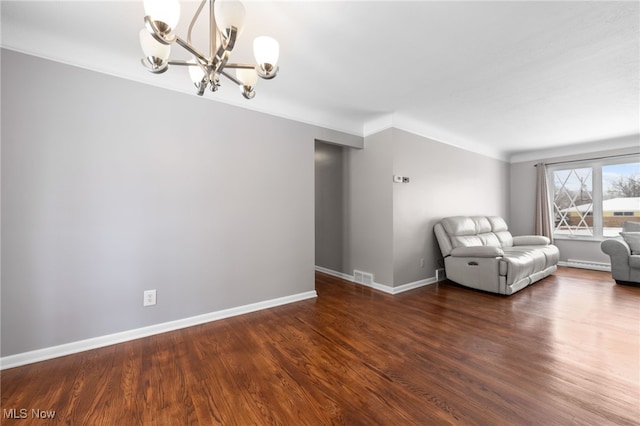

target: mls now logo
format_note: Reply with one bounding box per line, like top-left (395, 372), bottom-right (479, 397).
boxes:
top-left (3, 408), bottom-right (56, 419)
top-left (3, 409), bottom-right (28, 419)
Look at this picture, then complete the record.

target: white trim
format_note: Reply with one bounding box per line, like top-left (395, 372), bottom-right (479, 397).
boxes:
top-left (558, 260), bottom-right (611, 272)
top-left (0, 290), bottom-right (317, 370)
top-left (386, 278), bottom-right (437, 295)
top-left (315, 266), bottom-right (436, 294)
top-left (367, 281), bottom-right (395, 294)
top-left (392, 114), bottom-right (507, 161)
top-left (362, 114), bottom-right (393, 137)
top-left (314, 266), bottom-right (354, 281)
top-left (361, 113), bottom-right (508, 161)
top-left (509, 136), bottom-right (640, 164)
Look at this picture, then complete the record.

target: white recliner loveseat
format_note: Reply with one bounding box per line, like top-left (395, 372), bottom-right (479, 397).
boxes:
top-left (434, 216), bottom-right (559, 295)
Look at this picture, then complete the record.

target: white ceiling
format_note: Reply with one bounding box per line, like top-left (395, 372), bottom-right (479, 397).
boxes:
top-left (2, 1), bottom-right (639, 161)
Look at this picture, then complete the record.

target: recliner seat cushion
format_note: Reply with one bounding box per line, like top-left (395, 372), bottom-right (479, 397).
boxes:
top-left (512, 245), bottom-right (560, 269)
top-left (500, 248), bottom-right (548, 285)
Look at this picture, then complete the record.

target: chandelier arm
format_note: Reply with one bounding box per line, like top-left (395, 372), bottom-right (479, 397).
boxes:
top-left (220, 70), bottom-right (242, 86)
top-left (224, 63), bottom-right (256, 69)
top-left (214, 44), bottom-right (228, 66)
top-left (174, 36), bottom-right (209, 64)
top-left (195, 82), bottom-right (206, 96)
top-left (209, 0), bottom-right (217, 61)
top-left (217, 51), bottom-right (230, 74)
top-left (167, 60), bottom-right (197, 66)
top-left (225, 27), bottom-right (238, 52)
top-left (212, 27), bottom-right (237, 72)
top-left (188, 0), bottom-right (208, 44)
top-left (144, 16), bottom-right (175, 45)
top-left (141, 57), bottom-right (168, 74)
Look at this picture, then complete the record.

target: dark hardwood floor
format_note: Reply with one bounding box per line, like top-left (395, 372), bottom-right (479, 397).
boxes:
top-left (2, 267), bottom-right (639, 425)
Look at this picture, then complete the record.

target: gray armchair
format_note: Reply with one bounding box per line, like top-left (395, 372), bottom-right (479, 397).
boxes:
top-left (601, 221), bottom-right (640, 284)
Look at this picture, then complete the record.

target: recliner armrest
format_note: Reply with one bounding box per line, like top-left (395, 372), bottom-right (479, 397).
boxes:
top-left (513, 235), bottom-right (550, 246)
top-left (450, 246), bottom-right (504, 258)
top-left (601, 237), bottom-right (631, 257)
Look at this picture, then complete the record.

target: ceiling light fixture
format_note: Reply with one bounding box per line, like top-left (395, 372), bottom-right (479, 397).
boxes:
top-left (140, 0), bottom-right (279, 99)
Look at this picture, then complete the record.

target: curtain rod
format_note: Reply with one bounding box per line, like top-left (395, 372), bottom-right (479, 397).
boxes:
top-left (533, 152), bottom-right (639, 167)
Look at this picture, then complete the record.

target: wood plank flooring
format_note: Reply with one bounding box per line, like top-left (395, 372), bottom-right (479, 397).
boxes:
top-left (2, 267), bottom-right (639, 425)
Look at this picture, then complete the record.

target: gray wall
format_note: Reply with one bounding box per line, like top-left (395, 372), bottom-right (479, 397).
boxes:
top-left (314, 141), bottom-right (345, 272)
top-left (12, 45), bottom-right (628, 357)
top-left (343, 128), bottom-right (510, 287)
top-left (509, 143), bottom-right (640, 264)
top-left (391, 129), bottom-right (510, 286)
top-left (344, 130), bottom-right (395, 285)
top-left (1, 49), bottom-right (360, 357)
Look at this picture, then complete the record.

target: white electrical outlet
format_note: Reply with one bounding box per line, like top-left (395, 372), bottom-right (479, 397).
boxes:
top-left (420, 258), bottom-right (425, 268)
top-left (143, 289), bottom-right (156, 306)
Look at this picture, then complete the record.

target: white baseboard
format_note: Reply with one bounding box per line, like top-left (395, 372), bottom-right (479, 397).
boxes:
top-left (559, 260), bottom-right (611, 272)
top-left (314, 266), bottom-right (353, 281)
top-left (0, 290), bottom-right (317, 370)
top-left (389, 277), bottom-right (437, 294)
top-left (315, 266), bottom-right (435, 295)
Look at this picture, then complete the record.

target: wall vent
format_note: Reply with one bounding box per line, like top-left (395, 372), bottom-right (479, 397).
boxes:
top-left (353, 270), bottom-right (374, 286)
top-left (436, 268), bottom-right (446, 282)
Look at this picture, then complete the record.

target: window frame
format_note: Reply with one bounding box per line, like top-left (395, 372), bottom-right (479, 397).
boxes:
top-left (546, 155), bottom-right (639, 241)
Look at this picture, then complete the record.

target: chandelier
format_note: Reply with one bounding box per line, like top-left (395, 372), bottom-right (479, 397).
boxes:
top-left (139, 0), bottom-right (279, 99)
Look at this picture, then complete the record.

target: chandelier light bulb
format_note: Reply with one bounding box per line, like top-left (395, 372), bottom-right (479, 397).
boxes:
top-left (188, 60), bottom-right (206, 84)
top-left (139, 28), bottom-right (171, 60)
top-left (254, 36), bottom-right (279, 78)
top-left (214, 0), bottom-right (246, 38)
top-left (143, 0), bottom-right (181, 31)
top-left (236, 68), bottom-right (258, 87)
top-left (254, 36), bottom-right (279, 68)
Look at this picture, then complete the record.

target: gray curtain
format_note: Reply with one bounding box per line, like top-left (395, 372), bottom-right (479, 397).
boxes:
top-left (535, 162), bottom-right (553, 243)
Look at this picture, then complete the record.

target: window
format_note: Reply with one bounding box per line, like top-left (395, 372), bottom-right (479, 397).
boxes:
top-left (548, 157), bottom-right (640, 239)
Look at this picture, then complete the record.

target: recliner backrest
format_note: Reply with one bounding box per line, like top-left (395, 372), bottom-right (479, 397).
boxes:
top-left (435, 216), bottom-right (514, 257)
